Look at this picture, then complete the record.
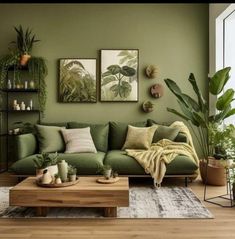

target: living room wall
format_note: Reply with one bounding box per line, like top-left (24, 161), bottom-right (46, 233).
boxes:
top-left (0, 4), bottom-right (208, 125)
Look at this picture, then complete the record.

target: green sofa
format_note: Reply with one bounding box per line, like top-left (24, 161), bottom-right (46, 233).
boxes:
top-left (9, 120), bottom-right (198, 183)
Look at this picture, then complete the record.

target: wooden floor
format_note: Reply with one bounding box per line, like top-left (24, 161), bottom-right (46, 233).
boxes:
top-left (0, 172), bottom-right (235, 239)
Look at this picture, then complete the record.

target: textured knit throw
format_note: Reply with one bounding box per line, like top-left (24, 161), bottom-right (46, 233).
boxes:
top-left (126, 121), bottom-right (199, 187)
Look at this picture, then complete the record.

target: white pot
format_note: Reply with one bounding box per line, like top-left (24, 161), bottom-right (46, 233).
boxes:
top-left (47, 165), bottom-right (58, 176)
top-left (69, 174), bottom-right (77, 182)
top-left (103, 169), bottom-right (112, 179)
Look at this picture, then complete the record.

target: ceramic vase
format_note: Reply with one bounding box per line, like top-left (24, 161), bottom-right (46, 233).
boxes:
top-left (58, 160), bottom-right (68, 182)
top-left (41, 169), bottom-right (52, 184)
top-left (47, 165), bottom-right (58, 176)
top-left (55, 177), bottom-right (62, 184)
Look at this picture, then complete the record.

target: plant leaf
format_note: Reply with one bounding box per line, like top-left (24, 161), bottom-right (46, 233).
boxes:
top-left (120, 66), bottom-right (136, 77)
top-left (107, 65), bottom-right (121, 75)
top-left (216, 88), bottom-right (235, 111)
top-left (166, 107), bottom-right (191, 121)
top-left (101, 75), bottom-right (117, 86)
top-left (209, 67), bottom-right (231, 95)
top-left (224, 108), bottom-right (235, 119)
top-left (119, 81), bottom-right (132, 98)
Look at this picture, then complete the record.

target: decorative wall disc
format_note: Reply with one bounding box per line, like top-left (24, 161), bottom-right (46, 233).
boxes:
top-left (145, 65), bottom-right (158, 79)
top-left (150, 83), bottom-right (164, 98)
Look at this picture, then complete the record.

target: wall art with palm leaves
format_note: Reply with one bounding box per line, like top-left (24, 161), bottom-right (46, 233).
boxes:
top-left (59, 58), bottom-right (97, 103)
top-left (100, 49), bottom-right (139, 102)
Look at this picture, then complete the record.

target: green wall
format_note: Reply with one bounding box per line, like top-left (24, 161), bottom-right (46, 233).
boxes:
top-left (0, 4), bottom-right (208, 125)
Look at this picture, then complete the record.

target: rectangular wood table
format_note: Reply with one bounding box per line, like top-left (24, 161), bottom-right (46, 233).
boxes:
top-left (9, 177), bottom-right (129, 217)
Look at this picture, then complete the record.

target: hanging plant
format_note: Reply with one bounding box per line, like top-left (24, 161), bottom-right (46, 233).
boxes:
top-left (28, 56), bottom-right (48, 118)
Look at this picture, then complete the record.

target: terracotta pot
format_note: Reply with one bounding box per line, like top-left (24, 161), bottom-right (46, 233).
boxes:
top-left (20, 54), bottom-right (31, 66)
top-left (200, 160), bottom-right (226, 186)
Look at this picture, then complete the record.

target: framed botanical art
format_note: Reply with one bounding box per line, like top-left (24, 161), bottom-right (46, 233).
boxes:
top-left (59, 58), bottom-right (97, 103)
top-left (100, 49), bottom-right (139, 102)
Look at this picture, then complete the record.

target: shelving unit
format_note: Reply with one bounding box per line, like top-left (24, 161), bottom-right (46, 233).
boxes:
top-left (0, 69), bottom-right (41, 172)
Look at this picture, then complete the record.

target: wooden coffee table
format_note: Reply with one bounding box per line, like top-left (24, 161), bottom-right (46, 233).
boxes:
top-left (9, 177), bottom-right (129, 217)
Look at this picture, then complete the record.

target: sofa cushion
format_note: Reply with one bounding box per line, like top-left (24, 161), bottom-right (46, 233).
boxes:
top-left (104, 150), bottom-right (146, 175)
top-left (68, 122), bottom-right (109, 152)
top-left (9, 152), bottom-right (105, 175)
top-left (166, 155), bottom-right (198, 175)
top-left (40, 122), bottom-right (68, 127)
top-left (104, 150), bottom-right (198, 176)
top-left (35, 124), bottom-right (65, 153)
top-left (152, 124), bottom-right (180, 143)
top-left (109, 121), bottom-right (147, 150)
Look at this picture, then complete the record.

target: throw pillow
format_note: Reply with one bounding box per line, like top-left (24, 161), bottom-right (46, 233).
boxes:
top-left (152, 124), bottom-right (180, 143)
top-left (67, 122), bottom-right (109, 152)
top-left (61, 127), bottom-right (97, 153)
top-left (122, 125), bottom-right (156, 150)
top-left (35, 124), bottom-right (65, 153)
top-left (109, 121), bottom-right (147, 150)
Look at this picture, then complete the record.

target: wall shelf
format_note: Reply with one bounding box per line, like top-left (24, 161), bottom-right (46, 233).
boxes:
top-left (1, 89), bottom-right (39, 93)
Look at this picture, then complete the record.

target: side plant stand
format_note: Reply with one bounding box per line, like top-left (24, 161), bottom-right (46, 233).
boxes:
top-left (204, 161), bottom-right (234, 208)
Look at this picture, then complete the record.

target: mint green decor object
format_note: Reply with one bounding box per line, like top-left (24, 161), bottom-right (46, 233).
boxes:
top-left (68, 122), bottom-right (109, 152)
top-left (152, 125), bottom-right (180, 143)
top-left (35, 124), bottom-right (65, 153)
top-left (58, 159), bottom-right (68, 182)
top-left (109, 121), bottom-right (147, 150)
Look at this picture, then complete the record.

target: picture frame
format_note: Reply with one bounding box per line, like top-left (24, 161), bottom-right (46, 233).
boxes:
top-left (58, 58), bottom-right (97, 103)
top-left (100, 49), bottom-right (139, 102)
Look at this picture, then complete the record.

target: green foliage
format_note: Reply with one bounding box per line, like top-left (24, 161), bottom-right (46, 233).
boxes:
top-left (164, 67), bottom-right (235, 160)
top-left (209, 123), bottom-right (235, 159)
top-left (33, 152), bottom-right (58, 169)
top-left (117, 50), bottom-right (138, 69)
top-left (59, 60), bottom-right (96, 102)
top-left (28, 57), bottom-right (48, 117)
top-left (97, 164), bottom-right (112, 174)
top-left (67, 165), bottom-right (77, 175)
top-left (11, 25), bottom-right (40, 55)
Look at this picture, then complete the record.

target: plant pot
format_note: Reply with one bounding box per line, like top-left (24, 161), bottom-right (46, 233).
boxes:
top-left (103, 169), bottom-right (112, 179)
top-left (69, 174), bottom-right (76, 182)
top-left (47, 165), bottom-right (58, 176)
top-left (20, 54), bottom-right (31, 66)
top-left (36, 168), bottom-right (44, 178)
top-left (200, 160), bottom-right (226, 186)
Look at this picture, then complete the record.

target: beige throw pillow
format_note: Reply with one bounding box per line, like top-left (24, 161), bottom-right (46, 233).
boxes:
top-left (61, 127), bottom-right (97, 153)
top-left (122, 125), bottom-right (157, 150)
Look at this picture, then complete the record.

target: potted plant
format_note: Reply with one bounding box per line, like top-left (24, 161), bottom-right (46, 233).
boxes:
top-left (101, 165), bottom-right (112, 180)
top-left (164, 67), bottom-right (235, 185)
top-left (33, 152), bottom-right (58, 177)
top-left (142, 100), bottom-right (154, 113)
top-left (67, 165), bottom-right (77, 182)
top-left (11, 25), bottom-right (40, 66)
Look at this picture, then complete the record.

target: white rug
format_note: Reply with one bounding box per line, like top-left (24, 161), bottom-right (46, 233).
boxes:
top-left (0, 187), bottom-right (213, 219)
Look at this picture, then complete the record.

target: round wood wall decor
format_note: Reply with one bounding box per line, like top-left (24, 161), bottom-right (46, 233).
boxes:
top-left (150, 83), bottom-right (164, 98)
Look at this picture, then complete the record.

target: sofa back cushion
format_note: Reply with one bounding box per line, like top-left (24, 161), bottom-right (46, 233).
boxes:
top-left (68, 122), bottom-right (109, 152)
top-left (109, 121), bottom-right (147, 150)
top-left (40, 122), bottom-right (68, 127)
top-left (35, 124), bottom-right (65, 153)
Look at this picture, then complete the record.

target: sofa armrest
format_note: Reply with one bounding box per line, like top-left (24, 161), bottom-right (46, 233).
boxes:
top-left (15, 133), bottom-right (37, 160)
top-left (174, 133), bottom-right (189, 144)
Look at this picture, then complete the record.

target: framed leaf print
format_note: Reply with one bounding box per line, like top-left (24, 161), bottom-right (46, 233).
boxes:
top-left (59, 58), bottom-right (97, 103)
top-left (100, 49), bottom-right (139, 102)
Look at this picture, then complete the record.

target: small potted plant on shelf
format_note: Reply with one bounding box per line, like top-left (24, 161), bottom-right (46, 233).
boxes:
top-left (11, 25), bottom-right (40, 66)
top-left (33, 152), bottom-right (59, 177)
top-left (67, 165), bottom-right (77, 182)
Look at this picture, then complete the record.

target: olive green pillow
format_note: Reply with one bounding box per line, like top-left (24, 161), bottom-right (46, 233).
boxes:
top-left (35, 124), bottom-right (65, 153)
top-left (122, 125), bottom-right (156, 150)
top-left (152, 124), bottom-right (180, 143)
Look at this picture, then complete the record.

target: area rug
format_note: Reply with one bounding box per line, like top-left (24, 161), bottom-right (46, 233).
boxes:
top-left (0, 187), bottom-right (213, 219)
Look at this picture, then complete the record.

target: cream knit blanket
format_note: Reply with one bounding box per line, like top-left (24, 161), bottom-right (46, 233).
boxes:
top-left (126, 121), bottom-right (199, 187)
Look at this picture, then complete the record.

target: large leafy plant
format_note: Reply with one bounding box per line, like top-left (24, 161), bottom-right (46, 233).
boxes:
top-left (164, 67), bottom-right (235, 160)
